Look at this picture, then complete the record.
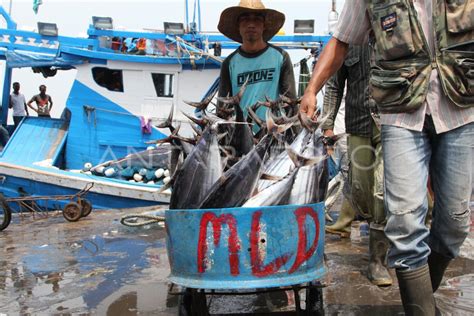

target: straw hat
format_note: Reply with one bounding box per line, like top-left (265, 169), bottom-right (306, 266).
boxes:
top-left (218, 0), bottom-right (285, 43)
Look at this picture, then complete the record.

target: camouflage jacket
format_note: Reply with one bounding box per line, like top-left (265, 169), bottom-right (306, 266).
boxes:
top-left (366, 0), bottom-right (473, 113)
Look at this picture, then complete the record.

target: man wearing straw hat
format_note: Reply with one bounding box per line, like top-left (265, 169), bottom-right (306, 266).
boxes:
top-left (217, 0), bottom-right (296, 121)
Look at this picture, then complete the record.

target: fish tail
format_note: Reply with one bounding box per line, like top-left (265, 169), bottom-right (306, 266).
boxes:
top-left (266, 110), bottom-right (293, 136)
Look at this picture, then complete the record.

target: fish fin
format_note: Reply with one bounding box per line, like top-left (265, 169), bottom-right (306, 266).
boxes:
top-left (260, 173), bottom-right (284, 181)
top-left (279, 94), bottom-right (301, 106)
top-left (237, 77), bottom-right (249, 101)
top-left (251, 187), bottom-right (260, 197)
top-left (217, 131), bottom-right (228, 142)
top-left (248, 107), bottom-right (264, 128)
top-left (298, 111), bottom-right (321, 131)
top-left (156, 102), bottom-right (175, 129)
top-left (286, 144), bottom-right (327, 168)
top-left (216, 96), bottom-right (237, 105)
top-left (157, 181), bottom-right (172, 193)
top-left (183, 91), bottom-right (214, 111)
top-left (149, 124), bottom-right (182, 145)
top-left (171, 134), bottom-right (197, 145)
top-left (182, 111), bottom-right (207, 128)
top-left (189, 122), bottom-right (203, 137)
top-left (266, 110), bottom-right (293, 135)
top-left (221, 155), bottom-right (230, 171)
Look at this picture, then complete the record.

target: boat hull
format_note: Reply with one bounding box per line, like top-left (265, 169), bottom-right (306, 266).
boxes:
top-left (0, 162), bottom-right (169, 212)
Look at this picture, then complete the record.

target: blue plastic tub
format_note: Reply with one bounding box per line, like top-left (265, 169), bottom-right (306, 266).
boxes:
top-left (165, 203), bottom-right (326, 290)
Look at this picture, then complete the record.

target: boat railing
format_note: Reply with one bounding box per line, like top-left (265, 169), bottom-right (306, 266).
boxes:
top-left (0, 3), bottom-right (330, 67)
top-left (0, 28), bottom-right (96, 56)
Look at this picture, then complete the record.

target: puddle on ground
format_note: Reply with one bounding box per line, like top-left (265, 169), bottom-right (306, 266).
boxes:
top-left (437, 274), bottom-right (474, 316)
top-left (0, 211), bottom-right (173, 314)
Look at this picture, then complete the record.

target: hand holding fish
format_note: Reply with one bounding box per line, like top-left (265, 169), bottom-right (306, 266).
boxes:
top-left (300, 90), bottom-right (318, 119)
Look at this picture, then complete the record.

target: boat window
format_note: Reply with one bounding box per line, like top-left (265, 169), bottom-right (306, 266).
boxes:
top-left (92, 67), bottom-right (124, 92)
top-left (152, 73), bottom-right (174, 98)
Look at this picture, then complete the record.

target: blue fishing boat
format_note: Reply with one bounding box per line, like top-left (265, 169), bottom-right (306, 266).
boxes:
top-left (0, 4), bottom-right (330, 212)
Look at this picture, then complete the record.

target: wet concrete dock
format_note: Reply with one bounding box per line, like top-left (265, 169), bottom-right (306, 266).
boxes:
top-left (0, 209), bottom-right (472, 315)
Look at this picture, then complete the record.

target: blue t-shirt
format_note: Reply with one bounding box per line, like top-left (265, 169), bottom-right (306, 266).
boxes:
top-left (219, 44), bottom-right (296, 121)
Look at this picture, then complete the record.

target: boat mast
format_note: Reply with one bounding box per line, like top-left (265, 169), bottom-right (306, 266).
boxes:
top-left (197, 0), bottom-right (201, 32)
top-left (328, 0), bottom-right (339, 35)
top-left (185, 0), bottom-right (189, 32)
top-left (0, 6), bottom-right (16, 126)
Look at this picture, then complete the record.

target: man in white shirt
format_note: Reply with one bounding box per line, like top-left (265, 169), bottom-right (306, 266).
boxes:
top-left (9, 82), bottom-right (29, 130)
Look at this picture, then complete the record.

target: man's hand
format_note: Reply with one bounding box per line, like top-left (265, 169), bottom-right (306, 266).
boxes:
top-left (300, 91), bottom-right (317, 119)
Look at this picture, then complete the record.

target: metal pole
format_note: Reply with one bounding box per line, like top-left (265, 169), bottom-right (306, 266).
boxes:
top-left (197, 0), bottom-right (201, 32)
top-left (8, 0), bottom-right (12, 16)
top-left (2, 67), bottom-right (12, 126)
top-left (185, 0), bottom-right (189, 31)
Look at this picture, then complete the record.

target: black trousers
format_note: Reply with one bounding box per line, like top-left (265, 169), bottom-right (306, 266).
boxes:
top-left (13, 116), bottom-right (24, 128)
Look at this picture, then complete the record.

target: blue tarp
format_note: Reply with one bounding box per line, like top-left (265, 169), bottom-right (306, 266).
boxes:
top-left (5, 50), bottom-right (84, 68)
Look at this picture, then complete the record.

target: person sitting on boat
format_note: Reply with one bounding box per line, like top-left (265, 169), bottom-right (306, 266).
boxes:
top-left (217, 0), bottom-right (296, 121)
top-left (27, 84), bottom-right (53, 118)
top-left (9, 82), bottom-right (29, 130)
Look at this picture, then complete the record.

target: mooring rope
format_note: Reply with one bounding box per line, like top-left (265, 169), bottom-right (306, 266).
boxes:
top-left (120, 214), bottom-right (165, 227)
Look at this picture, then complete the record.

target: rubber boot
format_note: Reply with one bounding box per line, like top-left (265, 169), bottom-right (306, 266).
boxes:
top-left (367, 228), bottom-right (393, 286)
top-left (428, 250), bottom-right (452, 292)
top-left (325, 198), bottom-right (355, 238)
top-left (396, 265), bottom-right (436, 316)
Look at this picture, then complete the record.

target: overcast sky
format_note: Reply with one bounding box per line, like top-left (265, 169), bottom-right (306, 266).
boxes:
top-left (0, 0), bottom-right (345, 119)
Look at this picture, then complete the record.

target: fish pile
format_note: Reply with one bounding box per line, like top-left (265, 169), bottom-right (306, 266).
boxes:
top-left (159, 84), bottom-right (336, 210)
top-left (87, 84), bottom-right (335, 206)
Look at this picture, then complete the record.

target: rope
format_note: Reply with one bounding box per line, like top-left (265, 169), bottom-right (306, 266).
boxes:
top-left (175, 36), bottom-right (223, 64)
top-left (120, 213), bottom-right (165, 227)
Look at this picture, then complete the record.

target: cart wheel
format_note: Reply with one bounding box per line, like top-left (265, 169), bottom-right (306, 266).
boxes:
top-left (179, 288), bottom-right (208, 316)
top-left (80, 199), bottom-right (93, 218)
top-left (63, 202), bottom-right (82, 222)
top-left (0, 195), bottom-right (12, 231)
top-left (306, 282), bottom-right (324, 315)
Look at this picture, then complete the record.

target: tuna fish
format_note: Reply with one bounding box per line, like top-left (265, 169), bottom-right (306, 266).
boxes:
top-left (243, 146), bottom-right (327, 207)
top-left (216, 82), bottom-right (254, 159)
top-left (288, 129), bottom-right (329, 205)
top-left (170, 124), bottom-right (222, 209)
top-left (257, 127), bottom-right (312, 192)
top-left (198, 115), bottom-right (291, 209)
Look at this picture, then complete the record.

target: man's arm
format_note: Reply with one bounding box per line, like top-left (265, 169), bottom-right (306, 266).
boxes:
top-left (279, 51), bottom-right (296, 99)
top-left (279, 50), bottom-right (297, 115)
top-left (24, 98), bottom-right (29, 116)
top-left (218, 58), bottom-right (232, 99)
top-left (48, 95), bottom-right (53, 111)
top-left (27, 97), bottom-right (38, 113)
top-left (320, 60), bottom-right (348, 134)
top-left (300, 37), bottom-right (349, 118)
top-left (8, 95), bottom-right (12, 109)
